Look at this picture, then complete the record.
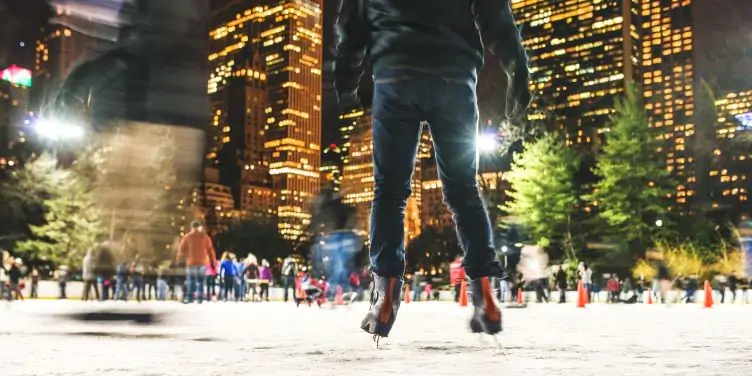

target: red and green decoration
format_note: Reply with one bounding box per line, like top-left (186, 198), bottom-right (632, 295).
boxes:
top-left (1, 65), bottom-right (32, 88)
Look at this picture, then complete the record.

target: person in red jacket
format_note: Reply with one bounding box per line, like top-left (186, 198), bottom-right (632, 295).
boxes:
top-left (450, 256), bottom-right (466, 303)
top-left (177, 221), bottom-right (217, 303)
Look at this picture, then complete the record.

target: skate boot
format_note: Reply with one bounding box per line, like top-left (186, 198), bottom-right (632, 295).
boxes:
top-left (360, 275), bottom-right (402, 338)
top-left (469, 277), bottom-right (502, 335)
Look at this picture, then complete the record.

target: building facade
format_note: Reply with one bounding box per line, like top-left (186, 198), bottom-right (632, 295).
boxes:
top-left (640, 0), bottom-right (696, 209)
top-left (209, 0), bottom-right (323, 237)
top-left (512, 0), bottom-right (640, 148)
top-left (209, 1), bottom-right (272, 213)
top-left (711, 90), bottom-right (752, 218)
top-left (257, 0), bottom-right (323, 240)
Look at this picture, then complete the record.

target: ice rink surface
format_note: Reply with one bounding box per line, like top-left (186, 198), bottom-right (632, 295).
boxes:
top-left (1, 300), bottom-right (751, 376)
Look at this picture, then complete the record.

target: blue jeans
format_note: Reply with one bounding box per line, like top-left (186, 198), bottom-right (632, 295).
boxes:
top-left (369, 68), bottom-right (501, 280)
top-left (186, 266), bottom-right (206, 303)
top-left (115, 277), bottom-right (128, 301)
top-left (235, 277), bottom-right (245, 301)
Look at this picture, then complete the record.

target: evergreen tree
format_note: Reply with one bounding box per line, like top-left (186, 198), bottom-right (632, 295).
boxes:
top-left (586, 85), bottom-right (672, 251)
top-left (0, 154), bottom-right (61, 246)
top-left (15, 155), bottom-right (106, 265)
top-left (504, 133), bottom-right (580, 259)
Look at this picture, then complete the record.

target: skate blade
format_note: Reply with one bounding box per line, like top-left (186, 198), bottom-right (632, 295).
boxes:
top-left (490, 335), bottom-right (508, 358)
top-left (478, 334), bottom-right (506, 357)
top-left (373, 334), bottom-right (383, 349)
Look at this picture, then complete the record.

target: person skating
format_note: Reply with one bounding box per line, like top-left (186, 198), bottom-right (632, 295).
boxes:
top-left (82, 249), bottom-right (100, 301)
top-left (555, 266), bottom-right (567, 303)
top-left (218, 252), bottom-right (237, 302)
top-left (176, 221), bottom-right (217, 304)
top-left (30, 267), bottom-right (40, 299)
top-left (258, 259), bottom-right (273, 302)
top-left (7, 259), bottom-right (24, 301)
top-left (335, 0), bottom-right (532, 339)
top-left (281, 255), bottom-right (298, 302)
top-left (49, 0), bottom-right (209, 276)
top-left (657, 262), bottom-right (671, 304)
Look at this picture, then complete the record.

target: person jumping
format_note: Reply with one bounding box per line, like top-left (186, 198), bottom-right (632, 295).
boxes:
top-left (334, 0), bottom-right (532, 340)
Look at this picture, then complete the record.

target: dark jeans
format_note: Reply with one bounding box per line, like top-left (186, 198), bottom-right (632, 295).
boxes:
top-left (59, 282), bottom-right (67, 299)
top-left (283, 276), bottom-right (295, 302)
top-left (369, 68), bottom-right (500, 279)
top-left (222, 277), bottom-right (234, 301)
top-left (206, 275), bottom-right (216, 300)
top-left (186, 266), bottom-right (206, 303)
top-left (133, 277), bottom-right (145, 302)
top-left (259, 282), bottom-right (270, 301)
top-left (82, 280), bottom-right (100, 301)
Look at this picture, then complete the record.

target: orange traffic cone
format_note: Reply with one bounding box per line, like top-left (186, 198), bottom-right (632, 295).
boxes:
top-left (647, 289), bottom-right (653, 305)
top-left (576, 280), bottom-right (586, 308)
top-left (459, 280), bottom-right (468, 307)
top-left (516, 288), bottom-right (523, 304)
top-left (335, 285), bottom-right (344, 305)
top-left (703, 280), bottom-right (713, 308)
top-left (404, 285), bottom-right (411, 303)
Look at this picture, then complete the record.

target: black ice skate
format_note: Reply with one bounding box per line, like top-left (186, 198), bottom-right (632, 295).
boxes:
top-left (469, 277), bottom-right (502, 335)
top-left (360, 275), bottom-right (402, 340)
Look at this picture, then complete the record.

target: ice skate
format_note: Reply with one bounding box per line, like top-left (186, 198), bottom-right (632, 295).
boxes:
top-left (469, 277), bottom-right (502, 335)
top-left (360, 275), bottom-right (402, 339)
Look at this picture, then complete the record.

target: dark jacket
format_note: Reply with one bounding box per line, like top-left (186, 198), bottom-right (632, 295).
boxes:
top-left (334, 0), bottom-right (526, 98)
top-left (56, 0), bottom-right (209, 129)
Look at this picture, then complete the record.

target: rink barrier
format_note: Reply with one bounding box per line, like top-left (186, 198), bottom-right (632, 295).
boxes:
top-left (12, 281), bottom-right (752, 304)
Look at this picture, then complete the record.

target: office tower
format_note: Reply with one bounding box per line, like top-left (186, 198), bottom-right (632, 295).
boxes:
top-left (209, 1), bottom-right (271, 210)
top-left (512, 0), bottom-right (640, 148)
top-left (710, 90), bottom-right (752, 218)
top-left (210, 1), bottom-right (323, 239)
top-left (257, 0), bottom-right (323, 240)
top-left (639, 0), bottom-right (695, 209)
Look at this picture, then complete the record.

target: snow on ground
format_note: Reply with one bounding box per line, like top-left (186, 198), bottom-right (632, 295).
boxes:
top-left (1, 301), bottom-right (751, 376)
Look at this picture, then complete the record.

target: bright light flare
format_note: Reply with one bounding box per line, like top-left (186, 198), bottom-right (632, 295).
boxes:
top-left (476, 133), bottom-right (498, 153)
top-left (34, 117), bottom-right (86, 141)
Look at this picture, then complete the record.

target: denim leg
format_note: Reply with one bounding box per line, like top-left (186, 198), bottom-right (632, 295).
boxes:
top-left (186, 267), bottom-right (197, 303)
top-left (427, 72), bottom-right (501, 280)
top-left (369, 72), bottom-right (423, 278)
top-left (195, 266), bottom-right (206, 303)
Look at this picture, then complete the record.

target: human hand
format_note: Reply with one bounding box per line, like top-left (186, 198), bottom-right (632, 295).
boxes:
top-left (503, 58), bottom-right (532, 120)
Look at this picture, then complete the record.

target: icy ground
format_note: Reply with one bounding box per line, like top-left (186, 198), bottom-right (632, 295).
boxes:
top-left (1, 301), bottom-right (751, 376)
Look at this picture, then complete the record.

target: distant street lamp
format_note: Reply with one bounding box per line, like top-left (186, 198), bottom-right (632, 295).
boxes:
top-left (476, 133), bottom-right (498, 153)
top-left (655, 219), bottom-right (663, 227)
top-left (33, 117), bottom-right (86, 142)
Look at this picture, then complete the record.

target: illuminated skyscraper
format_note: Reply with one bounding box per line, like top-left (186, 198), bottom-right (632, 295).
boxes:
top-left (342, 114), bottom-right (374, 234)
top-left (258, 0), bottom-right (323, 240)
top-left (640, 0), bottom-right (695, 209)
top-left (711, 90), bottom-right (752, 217)
top-left (210, 1), bottom-right (322, 239)
top-left (209, 2), bottom-right (271, 209)
top-left (512, 0), bottom-right (640, 147)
